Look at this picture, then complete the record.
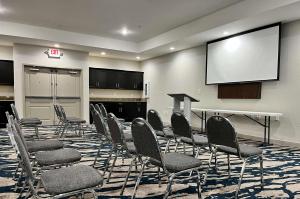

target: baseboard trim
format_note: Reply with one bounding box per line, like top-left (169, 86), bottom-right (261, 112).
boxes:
top-left (238, 133), bottom-right (300, 148)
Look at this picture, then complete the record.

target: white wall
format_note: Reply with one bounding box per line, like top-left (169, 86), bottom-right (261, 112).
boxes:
top-left (142, 20), bottom-right (300, 144)
top-left (13, 44), bottom-right (90, 120)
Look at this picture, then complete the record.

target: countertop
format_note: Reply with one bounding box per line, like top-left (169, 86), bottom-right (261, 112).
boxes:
top-left (90, 97), bottom-right (147, 102)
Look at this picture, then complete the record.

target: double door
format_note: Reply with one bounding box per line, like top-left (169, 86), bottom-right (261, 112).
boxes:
top-left (89, 68), bottom-right (143, 90)
top-left (24, 66), bottom-right (81, 124)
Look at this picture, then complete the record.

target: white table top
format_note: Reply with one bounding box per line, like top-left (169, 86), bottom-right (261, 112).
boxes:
top-left (192, 108), bottom-right (283, 117)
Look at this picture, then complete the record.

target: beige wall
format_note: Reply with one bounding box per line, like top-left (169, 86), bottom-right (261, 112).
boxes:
top-left (142, 20), bottom-right (300, 144)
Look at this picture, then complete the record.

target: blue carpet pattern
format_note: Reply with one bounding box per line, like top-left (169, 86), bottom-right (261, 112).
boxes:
top-left (0, 125), bottom-right (300, 198)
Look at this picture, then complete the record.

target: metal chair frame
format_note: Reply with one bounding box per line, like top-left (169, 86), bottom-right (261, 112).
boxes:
top-left (123, 118), bottom-right (203, 199)
top-left (205, 115), bottom-right (264, 198)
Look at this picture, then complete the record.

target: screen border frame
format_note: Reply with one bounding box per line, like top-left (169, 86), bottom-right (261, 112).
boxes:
top-left (205, 22), bottom-right (282, 85)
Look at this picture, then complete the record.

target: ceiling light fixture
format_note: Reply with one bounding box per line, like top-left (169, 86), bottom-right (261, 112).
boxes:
top-left (101, 52), bottom-right (106, 56)
top-left (223, 31), bottom-right (229, 35)
top-left (121, 27), bottom-right (129, 36)
top-left (170, 47), bottom-right (175, 51)
top-left (136, 56), bottom-right (141, 60)
top-left (54, 44), bottom-right (60, 48)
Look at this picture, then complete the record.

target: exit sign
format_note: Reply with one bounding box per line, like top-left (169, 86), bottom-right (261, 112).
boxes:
top-left (45, 48), bottom-right (63, 59)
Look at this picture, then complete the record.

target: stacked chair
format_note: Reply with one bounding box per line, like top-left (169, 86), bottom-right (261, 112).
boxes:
top-left (10, 104), bottom-right (42, 138)
top-left (206, 115), bottom-right (264, 198)
top-left (54, 104), bottom-right (86, 137)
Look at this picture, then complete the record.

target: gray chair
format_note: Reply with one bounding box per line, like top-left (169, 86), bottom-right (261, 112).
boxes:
top-left (91, 107), bottom-right (113, 167)
top-left (11, 103), bottom-right (42, 138)
top-left (6, 111), bottom-right (64, 153)
top-left (206, 116), bottom-right (264, 198)
top-left (105, 113), bottom-right (137, 183)
top-left (12, 125), bottom-right (103, 199)
top-left (56, 104), bottom-right (86, 137)
top-left (147, 109), bottom-right (175, 153)
top-left (171, 112), bottom-right (208, 157)
top-left (125, 118), bottom-right (203, 199)
top-left (96, 103), bottom-right (125, 123)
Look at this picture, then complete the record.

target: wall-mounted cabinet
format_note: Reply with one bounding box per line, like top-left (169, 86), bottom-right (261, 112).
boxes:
top-left (89, 68), bottom-right (143, 90)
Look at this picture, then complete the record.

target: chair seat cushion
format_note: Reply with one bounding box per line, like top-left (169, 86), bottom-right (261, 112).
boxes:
top-left (20, 118), bottom-right (42, 125)
top-left (67, 117), bottom-right (86, 123)
top-left (181, 134), bottom-right (208, 146)
top-left (125, 142), bottom-right (136, 154)
top-left (123, 130), bottom-right (133, 141)
top-left (41, 165), bottom-right (103, 195)
top-left (150, 152), bottom-right (202, 172)
top-left (27, 140), bottom-right (64, 153)
top-left (36, 148), bottom-right (81, 166)
top-left (163, 128), bottom-right (174, 138)
top-left (217, 144), bottom-right (263, 157)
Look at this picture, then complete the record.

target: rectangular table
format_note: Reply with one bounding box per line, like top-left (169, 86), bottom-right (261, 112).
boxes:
top-left (191, 108), bottom-right (282, 145)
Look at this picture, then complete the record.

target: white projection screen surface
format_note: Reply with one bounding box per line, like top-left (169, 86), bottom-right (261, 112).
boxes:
top-left (206, 25), bottom-right (280, 84)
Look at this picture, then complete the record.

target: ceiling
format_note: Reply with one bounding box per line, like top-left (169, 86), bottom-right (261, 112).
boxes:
top-left (1, 0), bottom-right (300, 60)
top-left (0, 0), bottom-right (241, 42)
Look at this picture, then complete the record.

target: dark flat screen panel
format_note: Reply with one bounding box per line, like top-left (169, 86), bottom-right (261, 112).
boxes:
top-left (218, 82), bottom-right (261, 99)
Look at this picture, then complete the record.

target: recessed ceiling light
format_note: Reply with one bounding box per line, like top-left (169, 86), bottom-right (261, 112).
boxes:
top-left (170, 47), bottom-right (175, 51)
top-left (101, 52), bottom-right (106, 56)
top-left (136, 56), bottom-right (141, 60)
top-left (121, 27), bottom-right (129, 36)
top-left (223, 31), bottom-right (229, 35)
top-left (54, 44), bottom-right (60, 48)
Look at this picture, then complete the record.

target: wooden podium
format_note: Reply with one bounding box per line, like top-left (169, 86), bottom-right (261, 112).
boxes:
top-left (168, 93), bottom-right (199, 121)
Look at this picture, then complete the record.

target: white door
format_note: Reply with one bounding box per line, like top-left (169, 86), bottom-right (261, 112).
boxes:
top-left (24, 66), bottom-right (81, 125)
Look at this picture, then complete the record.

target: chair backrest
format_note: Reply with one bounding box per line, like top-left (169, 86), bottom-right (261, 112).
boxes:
top-left (147, 109), bottom-right (164, 132)
top-left (54, 104), bottom-right (62, 121)
top-left (58, 105), bottom-right (67, 121)
top-left (10, 104), bottom-right (20, 121)
top-left (171, 112), bottom-right (192, 139)
top-left (11, 123), bottom-right (34, 181)
top-left (131, 118), bottom-right (163, 164)
top-left (6, 112), bottom-right (19, 154)
top-left (107, 113), bottom-right (125, 146)
top-left (206, 116), bottom-right (239, 153)
top-left (98, 103), bottom-right (108, 119)
top-left (8, 115), bottom-right (30, 152)
top-left (93, 109), bottom-right (109, 138)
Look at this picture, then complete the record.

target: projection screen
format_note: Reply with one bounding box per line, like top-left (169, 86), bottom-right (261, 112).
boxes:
top-left (206, 24), bottom-right (280, 84)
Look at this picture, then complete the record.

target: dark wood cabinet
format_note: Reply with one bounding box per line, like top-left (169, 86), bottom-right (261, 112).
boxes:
top-left (90, 101), bottom-right (146, 123)
top-left (0, 101), bottom-right (14, 128)
top-left (89, 68), bottom-right (143, 90)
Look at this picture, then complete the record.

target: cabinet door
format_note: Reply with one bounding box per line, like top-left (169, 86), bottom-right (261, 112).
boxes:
top-left (130, 72), bottom-right (144, 90)
top-left (117, 71), bottom-right (131, 89)
top-left (89, 68), bottom-right (97, 88)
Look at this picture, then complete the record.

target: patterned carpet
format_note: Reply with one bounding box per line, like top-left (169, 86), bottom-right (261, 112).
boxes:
top-left (0, 125), bottom-right (300, 198)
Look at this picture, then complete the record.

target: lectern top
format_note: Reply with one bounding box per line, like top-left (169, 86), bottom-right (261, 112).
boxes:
top-left (168, 93), bottom-right (199, 102)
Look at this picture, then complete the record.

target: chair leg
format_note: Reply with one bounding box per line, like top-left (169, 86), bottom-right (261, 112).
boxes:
top-left (120, 157), bottom-right (136, 195)
top-left (203, 152), bottom-right (213, 185)
top-left (164, 139), bottom-right (171, 153)
top-left (107, 152), bottom-right (118, 183)
top-left (174, 142), bottom-right (179, 152)
top-left (196, 171), bottom-right (203, 199)
top-left (214, 151), bottom-right (218, 172)
top-left (163, 174), bottom-right (175, 199)
top-left (131, 161), bottom-right (146, 199)
top-left (103, 149), bottom-right (114, 175)
top-left (34, 126), bottom-right (39, 139)
top-left (13, 161), bottom-right (21, 180)
top-left (235, 160), bottom-right (247, 198)
top-left (260, 156), bottom-right (264, 189)
top-left (227, 154), bottom-right (231, 177)
top-left (157, 167), bottom-right (162, 187)
top-left (93, 143), bottom-right (103, 167)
